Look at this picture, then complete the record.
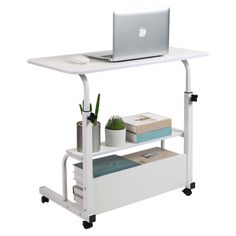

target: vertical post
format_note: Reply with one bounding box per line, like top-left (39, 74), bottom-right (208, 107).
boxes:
top-left (62, 154), bottom-right (69, 201)
top-left (182, 60), bottom-right (193, 189)
top-left (79, 74), bottom-right (94, 220)
top-left (161, 140), bottom-right (165, 149)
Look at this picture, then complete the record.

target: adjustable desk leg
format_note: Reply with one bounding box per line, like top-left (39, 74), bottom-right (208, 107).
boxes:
top-left (182, 60), bottom-right (195, 194)
top-left (79, 74), bottom-right (94, 222)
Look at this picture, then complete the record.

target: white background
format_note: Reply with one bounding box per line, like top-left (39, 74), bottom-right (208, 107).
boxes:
top-left (0, 0), bottom-right (235, 235)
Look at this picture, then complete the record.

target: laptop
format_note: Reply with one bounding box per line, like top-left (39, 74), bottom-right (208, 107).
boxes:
top-left (86, 8), bottom-right (170, 62)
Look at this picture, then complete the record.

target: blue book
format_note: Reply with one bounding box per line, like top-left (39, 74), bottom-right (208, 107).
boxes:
top-left (126, 127), bottom-right (172, 143)
top-left (74, 155), bottom-right (140, 178)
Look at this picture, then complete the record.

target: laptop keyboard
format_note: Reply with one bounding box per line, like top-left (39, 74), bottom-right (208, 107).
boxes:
top-left (102, 55), bottom-right (113, 58)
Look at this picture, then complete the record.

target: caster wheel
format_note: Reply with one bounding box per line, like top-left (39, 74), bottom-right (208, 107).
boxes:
top-left (182, 188), bottom-right (192, 196)
top-left (41, 196), bottom-right (49, 203)
top-left (82, 221), bottom-right (93, 229)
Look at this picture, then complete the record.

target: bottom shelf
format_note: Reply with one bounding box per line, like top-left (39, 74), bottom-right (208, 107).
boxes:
top-left (94, 153), bottom-right (186, 214)
top-left (73, 147), bottom-right (186, 214)
top-left (40, 153), bottom-right (186, 222)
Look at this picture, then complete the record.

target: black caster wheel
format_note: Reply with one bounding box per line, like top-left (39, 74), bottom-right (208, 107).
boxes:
top-left (182, 188), bottom-right (192, 196)
top-left (41, 196), bottom-right (49, 203)
top-left (82, 221), bottom-right (93, 229)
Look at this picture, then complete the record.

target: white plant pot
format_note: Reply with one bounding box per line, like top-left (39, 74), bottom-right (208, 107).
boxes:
top-left (105, 128), bottom-right (126, 147)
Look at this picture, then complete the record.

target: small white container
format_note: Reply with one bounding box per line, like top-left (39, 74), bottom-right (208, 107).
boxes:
top-left (105, 128), bottom-right (126, 147)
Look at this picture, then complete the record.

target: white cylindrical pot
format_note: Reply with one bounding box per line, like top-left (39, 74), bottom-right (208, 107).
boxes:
top-left (77, 121), bottom-right (101, 152)
top-left (105, 128), bottom-right (126, 147)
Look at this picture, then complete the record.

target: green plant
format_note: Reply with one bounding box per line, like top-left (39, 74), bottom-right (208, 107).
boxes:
top-left (105, 116), bottom-right (126, 130)
top-left (79, 93), bottom-right (100, 126)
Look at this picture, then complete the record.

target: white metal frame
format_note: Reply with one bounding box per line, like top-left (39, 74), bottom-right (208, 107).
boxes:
top-left (52, 60), bottom-right (193, 220)
top-left (57, 74), bottom-right (94, 221)
top-left (182, 60), bottom-right (193, 189)
top-left (39, 59), bottom-right (194, 221)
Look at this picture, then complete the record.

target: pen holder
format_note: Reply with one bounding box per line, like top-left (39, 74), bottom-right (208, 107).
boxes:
top-left (77, 121), bottom-right (101, 153)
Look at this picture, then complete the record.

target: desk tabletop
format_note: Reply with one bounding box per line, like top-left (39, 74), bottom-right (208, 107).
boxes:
top-left (28, 47), bottom-right (207, 74)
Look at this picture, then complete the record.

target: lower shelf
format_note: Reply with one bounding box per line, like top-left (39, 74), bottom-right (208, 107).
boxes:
top-left (40, 151), bottom-right (186, 218)
top-left (73, 150), bottom-right (186, 215)
top-left (92, 153), bottom-right (186, 214)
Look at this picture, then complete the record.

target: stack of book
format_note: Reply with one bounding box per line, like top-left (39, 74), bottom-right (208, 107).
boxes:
top-left (123, 112), bottom-right (172, 143)
top-left (73, 154), bottom-right (140, 206)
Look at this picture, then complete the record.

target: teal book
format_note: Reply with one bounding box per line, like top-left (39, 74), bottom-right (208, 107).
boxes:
top-left (74, 155), bottom-right (140, 178)
top-left (126, 127), bottom-right (172, 143)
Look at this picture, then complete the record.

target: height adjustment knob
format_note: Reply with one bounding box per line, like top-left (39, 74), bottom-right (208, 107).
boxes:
top-left (87, 113), bottom-right (97, 123)
top-left (191, 94), bottom-right (198, 102)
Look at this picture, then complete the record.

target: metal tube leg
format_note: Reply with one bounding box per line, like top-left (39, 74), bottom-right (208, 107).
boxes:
top-left (182, 60), bottom-right (193, 189)
top-left (184, 93), bottom-right (193, 188)
top-left (62, 154), bottom-right (69, 201)
top-left (79, 74), bottom-right (94, 217)
top-left (161, 140), bottom-right (165, 149)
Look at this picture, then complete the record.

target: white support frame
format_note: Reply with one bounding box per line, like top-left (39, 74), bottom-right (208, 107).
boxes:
top-left (62, 154), bottom-right (69, 201)
top-left (79, 74), bottom-right (94, 218)
top-left (41, 74), bottom-right (95, 222)
top-left (39, 59), bottom-right (195, 222)
top-left (182, 60), bottom-right (193, 189)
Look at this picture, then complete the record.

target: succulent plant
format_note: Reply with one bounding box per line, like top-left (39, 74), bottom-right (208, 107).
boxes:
top-left (105, 116), bottom-right (126, 130)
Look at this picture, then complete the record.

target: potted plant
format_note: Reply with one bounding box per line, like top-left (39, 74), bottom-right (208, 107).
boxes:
top-left (77, 94), bottom-right (101, 152)
top-left (105, 116), bottom-right (126, 147)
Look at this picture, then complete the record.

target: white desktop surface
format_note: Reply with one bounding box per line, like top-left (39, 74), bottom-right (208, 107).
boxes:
top-left (28, 47), bottom-right (207, 74)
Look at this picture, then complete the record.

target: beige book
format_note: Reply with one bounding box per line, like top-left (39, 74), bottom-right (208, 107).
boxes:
top-left (74, 171), bottom-right (82, 178)
top-left (74, 168), bottom-right (83, 175)
top-left (75, 180), bottom-right (83, 188)
top-left (73, 185), bottom-right (83, 197)
top-left (123, 112), bottom-right (171, 134)
top-left (74, 194), bottom-right (83, 207)
top-left (123, 147), bottom-right (178, 165)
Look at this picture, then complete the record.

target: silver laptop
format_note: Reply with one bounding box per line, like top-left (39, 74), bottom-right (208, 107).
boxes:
top-left (86, 8), bottom-right (170, 62)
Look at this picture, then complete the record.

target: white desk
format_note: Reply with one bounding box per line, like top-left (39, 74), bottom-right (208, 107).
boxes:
top-left (28, 47), bottom-right (207, 229)
top-left (28, 47), bottom-right (207, 74)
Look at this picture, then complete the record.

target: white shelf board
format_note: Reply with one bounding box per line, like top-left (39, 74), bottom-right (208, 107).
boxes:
top-left (66, 128), bottom-right (184, 160)
top-left (28, 47), bottom-right (208, 74)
